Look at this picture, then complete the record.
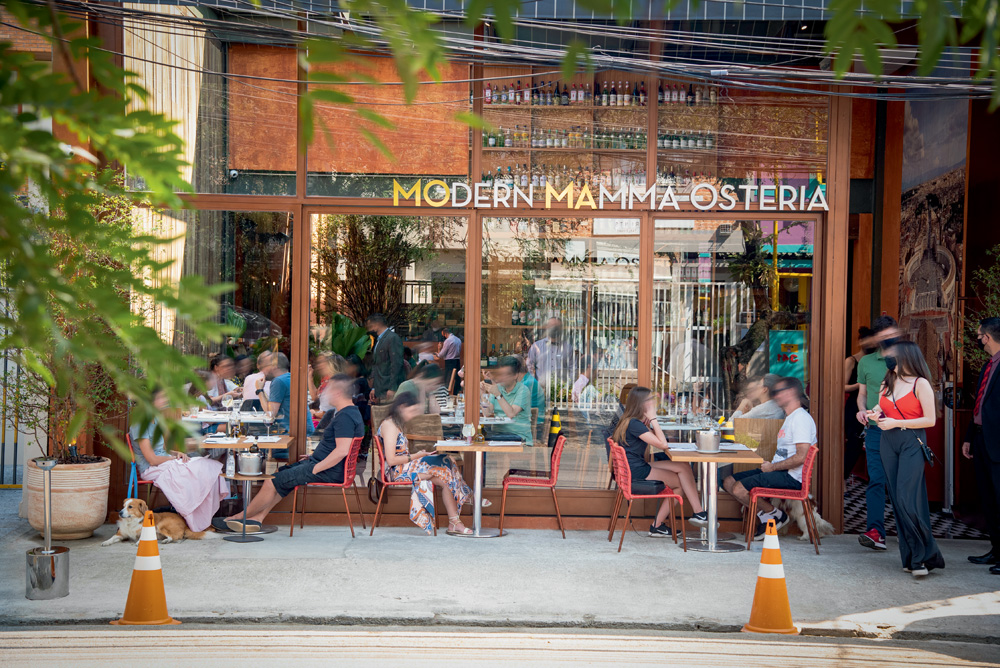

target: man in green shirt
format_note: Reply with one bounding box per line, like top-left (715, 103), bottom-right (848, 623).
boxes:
top-left (853, 315), bottom-right (900, 551)
top-left (482, 356), bottom-right (533, 445)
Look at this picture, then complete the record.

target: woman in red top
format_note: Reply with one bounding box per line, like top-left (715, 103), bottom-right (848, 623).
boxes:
top-left (868, 341), bottom-right (943, 578)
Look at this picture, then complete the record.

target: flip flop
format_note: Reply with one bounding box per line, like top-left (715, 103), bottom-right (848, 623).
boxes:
top-left (225, 519), bottom-right (262, 533)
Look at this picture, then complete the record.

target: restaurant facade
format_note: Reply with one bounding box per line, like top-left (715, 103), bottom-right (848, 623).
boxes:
top-left (7, 1), bottom-right (997, 533)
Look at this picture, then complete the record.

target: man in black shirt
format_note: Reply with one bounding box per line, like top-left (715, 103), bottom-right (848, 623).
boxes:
top-left (215, 374), bottom-right (364, 533)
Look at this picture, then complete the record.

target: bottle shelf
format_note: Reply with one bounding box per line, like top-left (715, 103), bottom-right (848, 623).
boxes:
top-left (481, 148), bottom-right (647, 155)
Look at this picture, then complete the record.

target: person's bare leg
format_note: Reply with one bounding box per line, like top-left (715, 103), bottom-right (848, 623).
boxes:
top-left (650, 460), bottom-right (704, 514)
top-left (646, 468), bottom-right (683, 525)
top-left (226, 479), bottom-right (282, 523)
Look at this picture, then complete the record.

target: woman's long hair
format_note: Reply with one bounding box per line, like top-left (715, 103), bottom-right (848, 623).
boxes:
top-left (386, 391), bottom-right (420, 430)
top-left (612, 386), bottom-right (653, 444)
top-left (883, 341), bottom-right (932, 396)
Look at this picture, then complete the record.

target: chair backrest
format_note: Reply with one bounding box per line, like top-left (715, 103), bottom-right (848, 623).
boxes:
top-left (548, 435), bottom-right (567, 483)
top-left (607, 441), bottom-right (633, 499)
top-left (373, 434), bottom-right (392, 484)
top-left (799, 445), bottom-right (820, 496)
top-left (341, 437), bottom-right (364, 483)
top-left (404, 414), bottom-right (443, 445)
top-left (125, 433), bottom-right (137, 463)
top-left (732, 417), bottom-right (783, 474)
top-left (371, 405), bottom-right (391, 436)
top-left (447, 368), bottom-right (457, 394)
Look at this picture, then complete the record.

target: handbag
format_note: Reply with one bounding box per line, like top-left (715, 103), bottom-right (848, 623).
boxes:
top-left (887, 393), bottom-right (936, 466)
top-left (367, 447), bottom-right (384, 504)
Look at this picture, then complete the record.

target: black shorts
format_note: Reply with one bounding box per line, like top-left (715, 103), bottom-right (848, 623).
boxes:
top-left (730, 468), bottom-right (801, 492)
top-left (271, 459), bottom-right (344, 498)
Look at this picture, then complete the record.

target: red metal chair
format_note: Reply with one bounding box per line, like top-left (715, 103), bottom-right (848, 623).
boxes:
top-left (607, 440), bottom-right (687, 553)
top-left (498, 435), bottom-right (567, 538)
top-left (290, 437), bottom-right (367, 538)
top-left (125, 433), bottom-right (156, 503)
top-left (369, 434), bottom-right (438, 536)
top-left (743, 445), bottom-right (821, 554)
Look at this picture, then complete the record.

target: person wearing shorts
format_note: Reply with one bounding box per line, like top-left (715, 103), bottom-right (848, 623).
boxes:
top-left (214, 374), bottom-right (364, 533)
top-left (719, 376), bottom-right (817, 540)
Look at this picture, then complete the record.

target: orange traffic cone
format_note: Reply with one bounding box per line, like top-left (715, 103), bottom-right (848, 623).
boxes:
top-left (742, 519), bottom-right (798, 635)
top-left (111, 510), bottom-right (180, 625)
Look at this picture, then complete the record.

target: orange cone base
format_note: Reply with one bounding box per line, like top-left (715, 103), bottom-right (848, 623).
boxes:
top-left (741, 622), bottom-right (798, 635)
top-left (110, 617), bottom-right (180, 626)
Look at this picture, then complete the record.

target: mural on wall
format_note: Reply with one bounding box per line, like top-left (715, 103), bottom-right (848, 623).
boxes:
top-left (898, 98), bottom-right (968, 386)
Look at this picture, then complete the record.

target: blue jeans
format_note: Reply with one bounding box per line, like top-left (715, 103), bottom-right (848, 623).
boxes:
top-left (864, 426), bottom-right (886, 537)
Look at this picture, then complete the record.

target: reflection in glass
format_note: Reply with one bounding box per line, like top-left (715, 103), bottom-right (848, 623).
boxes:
top-left (482, 216), bottom-right (640, 490)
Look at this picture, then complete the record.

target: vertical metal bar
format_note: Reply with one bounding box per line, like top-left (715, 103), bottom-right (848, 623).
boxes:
top-left (637, 211), bottom-right (653, 390)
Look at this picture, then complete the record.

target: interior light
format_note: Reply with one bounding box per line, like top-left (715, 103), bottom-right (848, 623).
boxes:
top-left (800, 24), bottom-right (808, 30)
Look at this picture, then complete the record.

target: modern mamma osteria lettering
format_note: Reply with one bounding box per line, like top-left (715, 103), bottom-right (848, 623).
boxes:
top-left (393, 180), bottom-right (829, 211)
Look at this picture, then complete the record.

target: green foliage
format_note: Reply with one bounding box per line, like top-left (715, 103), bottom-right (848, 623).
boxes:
top-left (311, 314), bottom-right (373, 360)
top-left (824, 0), bottom-right (1000, 109)
top-left (0, 3), bottom-right (228, 455)
top-left (963, 244), bottom-right (1000, 369)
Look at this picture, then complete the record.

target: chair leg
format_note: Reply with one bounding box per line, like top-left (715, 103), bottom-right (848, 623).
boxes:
top-left (679, 502), bottom-right (687, 552)
top-left (608, 491), bottom-right (623, 541)
top-left (341, 489), bottom-right (355, 538)
top-left (370, 486), bottom-right (387, 536)
top-left (289, 486), bottom-right (299, 537)
top-left (746, 495), bottom-right (758, 551)
top-left (498, 485), bottom-right (508, 536)
top-left (433, 487), bottom-right (440, 536)
top-left (352, 485), bottom-right (367, 530)
top-left (300, 485), bottom-right (308, 529)
top-left (803, 499), bottom-right (820, 555)
top-left (617, 501), bottom-right (633, 553)
top-left (667, 499), bottom-right (677, 543)
top-left (550, 487), bottom-right (565, 539)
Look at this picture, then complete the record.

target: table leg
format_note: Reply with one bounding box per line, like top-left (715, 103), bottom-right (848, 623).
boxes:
top-left (224, 479), bottom-right (264, 543)
top-left (455, 450), bottom-right (502, 538)
top-left (684, 461), bottom-right (735, 542)
top-left (689, 461), bottom-right (743, 553)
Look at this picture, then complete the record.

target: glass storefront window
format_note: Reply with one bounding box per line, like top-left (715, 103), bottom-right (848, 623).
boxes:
top-left (481, 216), bottom-right (640, 490)
top-left (651, 219), bottom-right (813, 418)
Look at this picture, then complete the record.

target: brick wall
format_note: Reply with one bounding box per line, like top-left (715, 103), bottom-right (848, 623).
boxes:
top-left (0, 8), bottom-right (51, 56)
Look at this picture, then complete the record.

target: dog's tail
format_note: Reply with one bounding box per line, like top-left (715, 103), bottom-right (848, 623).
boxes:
top-left (184, 527), bottom-right (220, 540)
top-left (813, 514), bottom-right (835, 536)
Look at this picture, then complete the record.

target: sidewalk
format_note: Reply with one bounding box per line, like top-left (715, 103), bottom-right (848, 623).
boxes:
top-left (2, 490), bottom-right (998, 642)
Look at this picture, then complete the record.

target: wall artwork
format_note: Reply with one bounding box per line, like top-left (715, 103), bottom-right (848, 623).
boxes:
top-left (898, 98), bottom-right (968, 386)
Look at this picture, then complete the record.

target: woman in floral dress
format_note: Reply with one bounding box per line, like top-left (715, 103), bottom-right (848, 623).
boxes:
top-left (377, 392), bottom-right (475, 535)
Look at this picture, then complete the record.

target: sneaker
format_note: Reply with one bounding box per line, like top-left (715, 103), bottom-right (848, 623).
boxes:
top-left (752, 520), bottom-right (768, 541)
top-left (859, 528), bottom-right (887, 550)
top-left (911, 564), bottom-right (929, 578)
top-left (649, 523), bottom-right (673, 537)
top-left (688, 511), bottom-right (709, 527)
top-left (771, 509), bottom-right (791, 532)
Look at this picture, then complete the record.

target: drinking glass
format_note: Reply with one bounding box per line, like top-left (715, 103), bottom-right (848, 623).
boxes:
top-left (462, 423), bottom-right (475, 444)
top-left (263, 411), bottom-right (274, 438)
top-left (222, 395), bottom-right (234, 411)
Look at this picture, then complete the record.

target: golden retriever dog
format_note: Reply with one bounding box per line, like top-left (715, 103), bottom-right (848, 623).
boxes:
top-left (101, 498), bottom-right (217, 546)
top-left (772, 496), bottom-right (836, 541)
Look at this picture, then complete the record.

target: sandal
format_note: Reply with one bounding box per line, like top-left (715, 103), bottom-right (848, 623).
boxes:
top-left (446, 515), bottom-right (473, 536)
top-left (464, 498), bottom-right (492, 508)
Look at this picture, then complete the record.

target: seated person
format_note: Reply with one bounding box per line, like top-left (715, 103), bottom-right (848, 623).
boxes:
top-left (242, 351), bottom-right (273, 402)
top-left (217, 374), bottom-right (363, 533)
top-left (207, 355), bottom-right (241, 408)
top-left (719, 376), bottom-right (817, 540)
top-left (131, 388), bottom-right (227, 531)
top-left (252, 352), bottom-right (314, 459)
top-left (481, 356), bottom-right (534, 445)
top-left (731, 373), bottom-right (786, 420)
top-left (377, 392), bottom-right (477, 535)
top-left (396, 364), bottom-right (446, 415)
top-left (612, 385), bottom-right (709, 537)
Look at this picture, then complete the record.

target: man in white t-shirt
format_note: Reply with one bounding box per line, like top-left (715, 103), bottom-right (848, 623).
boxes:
top-left (719, 376), bottom-right (817, 540)
top-left (242, 351), bottom-right (274, 402)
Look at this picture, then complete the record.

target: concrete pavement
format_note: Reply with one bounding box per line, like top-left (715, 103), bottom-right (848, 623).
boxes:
top-left (2, 627), bottom-right (998, 667)
top-left (2, 488), bottom-right (999, 642)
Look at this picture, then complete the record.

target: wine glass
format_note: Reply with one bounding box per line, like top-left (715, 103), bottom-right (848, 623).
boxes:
top-left (263, 410), bottom-right (274, 438)
top-left (222, 394), bottom-right (234, 411)
top-left (462, 423), bottom-right (475, 444)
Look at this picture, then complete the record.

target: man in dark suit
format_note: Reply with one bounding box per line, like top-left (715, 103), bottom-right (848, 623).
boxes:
top-left (964, 317), bottom-right (1000, 573)
top-left (365, 313), bottom-right (405, 403)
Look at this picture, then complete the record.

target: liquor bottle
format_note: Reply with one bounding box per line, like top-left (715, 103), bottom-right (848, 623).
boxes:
top-left (485, 83), bottom-right (492, 105)
top-left (488, 126), bottom-right (497, 147)
top-left (618, 81), bottom-right (626, 106)
top-left (696, 131), bottom-right (705, 149)
top-left (507, 165), bottom-right (515, 187)
top-left (512, 301), bottom-right (518, 325)
top-left (570, 83), bottom-right (577, 104)
top-left (609, 81), bottom-right (617, 106)
top-left (502, 84), bottom-right (509, 104)
top-left (602, 81), bottom-right (610, 107)
top-left (695, 85), bottom-right (703, 106)
top-left (519, 302), bottom-right (528, 324)
top-left (561, 129), bottom-right (568, 148)
top-left (545, 82), bottom-right (553, 106)
top-left (480, 345), bottom-right (488, 368)
top-left (503, 127), bottom-right (512, 148)
top-left (561, 83), bottom-right (569, 106)
top-left (658, 81), bottom-right (664, 103)
top-left (709, 86), bottom-right (718, 105)
top-left (225, 449), bottom-right (236, 477)
top-left (515, 80), bottom-right (522, 105)
top-left (638, 81), bottom-right (646, 106)
top-left (623, 80), bottom-right (631, 106)
top-left (686, 83), bottom-right (694, 106)
top-left (705, 132), bottom-right (714, 149)
top-left (520, 163), bottom-right (529, 188)
top-left (489, 345), bottom-right (498, 367)
top-left (532, 82), bottom-right (540, 106)
top-left (585, 83), bottom-right (591, 103)
top-left (672, 84), bottom-right (680, 104)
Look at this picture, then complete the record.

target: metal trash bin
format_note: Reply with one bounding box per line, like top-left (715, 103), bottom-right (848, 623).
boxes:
top-left (26, 457), bottom-right (69, 600)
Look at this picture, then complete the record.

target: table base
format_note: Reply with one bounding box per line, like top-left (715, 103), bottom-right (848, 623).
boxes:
top-left (451, 528), bottom-right (505, 538)
top-left (688, 540), bottom-right (745, 553)
top-left (214, 524), bottom-right (279, 535)
top-left (223, 534), bottom-right (264, 543)
top-left (683, 529), bottom-right (735, 541)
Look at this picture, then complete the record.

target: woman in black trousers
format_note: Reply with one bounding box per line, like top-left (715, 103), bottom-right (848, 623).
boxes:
top-left (869, 341), bottom-right (944, 578)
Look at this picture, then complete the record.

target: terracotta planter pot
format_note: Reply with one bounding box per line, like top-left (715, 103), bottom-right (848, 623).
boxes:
top-left (26, 457), bottom-right (111, 540)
